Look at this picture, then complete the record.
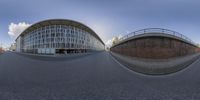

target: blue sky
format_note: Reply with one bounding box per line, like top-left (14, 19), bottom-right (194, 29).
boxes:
top-left (0, 0), bottom-right (200, 48)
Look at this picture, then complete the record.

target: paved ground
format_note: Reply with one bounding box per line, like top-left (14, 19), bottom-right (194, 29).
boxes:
top-left (0, 51), bottom-right (200, 100)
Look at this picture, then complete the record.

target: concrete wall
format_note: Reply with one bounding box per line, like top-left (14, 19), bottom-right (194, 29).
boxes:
top-left (111, 36), bottom-right (199, 59)
top-left (38, 48), bottom-right (55, 54)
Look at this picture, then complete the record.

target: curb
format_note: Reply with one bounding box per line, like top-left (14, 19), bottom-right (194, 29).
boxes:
top-left (110, 52), bottom-right (200, 75)
top-left (12, 52), bottom-right (97, 61)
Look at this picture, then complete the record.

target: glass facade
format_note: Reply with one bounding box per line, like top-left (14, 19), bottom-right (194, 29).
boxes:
top-left (19, 24), bottom-right (104, 54)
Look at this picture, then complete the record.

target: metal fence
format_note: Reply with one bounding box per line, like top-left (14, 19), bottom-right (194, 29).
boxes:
top-left (119, 28), bottom-right (197, 46)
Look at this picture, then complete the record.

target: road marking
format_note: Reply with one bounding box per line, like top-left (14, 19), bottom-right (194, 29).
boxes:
top-left (173, 55), bottom-right (200, 74)
top-left (108, 52), bottom-right (143, 75)
top-left (108, 52), bottom-right (200, 77)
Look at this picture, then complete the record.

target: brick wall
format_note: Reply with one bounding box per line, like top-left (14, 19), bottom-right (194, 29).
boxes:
top-left (111, 37), bottom-right (199, 59)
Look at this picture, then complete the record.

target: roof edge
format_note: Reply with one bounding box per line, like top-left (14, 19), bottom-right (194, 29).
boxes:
top-left (16, 19), bottom-right (105, 45)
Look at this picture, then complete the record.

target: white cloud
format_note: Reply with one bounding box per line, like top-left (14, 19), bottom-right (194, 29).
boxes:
top-left (8, 22), bottom-right (31, 38)
top-left (105, 34), bottom-right (123, 48)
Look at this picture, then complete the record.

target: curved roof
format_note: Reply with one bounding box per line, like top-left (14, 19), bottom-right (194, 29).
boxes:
top-left (16, 19), bottom-right (104, 45)
top-left (113, 28), bottom-right (198, 47)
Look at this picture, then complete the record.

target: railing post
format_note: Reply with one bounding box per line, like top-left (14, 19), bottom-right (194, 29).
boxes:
top-left (117, 28), bottom-right (195, 47)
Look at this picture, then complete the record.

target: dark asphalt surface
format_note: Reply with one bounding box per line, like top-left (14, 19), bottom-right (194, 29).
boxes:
top-left (0, 51), bottom-right (200, 100)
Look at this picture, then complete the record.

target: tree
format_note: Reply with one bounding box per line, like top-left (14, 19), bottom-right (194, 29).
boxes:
top-left (112, 37), bottom-right (120, 46)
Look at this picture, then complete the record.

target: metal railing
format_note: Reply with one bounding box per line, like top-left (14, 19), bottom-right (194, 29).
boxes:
top-left (118, 28), bottom-right (197, 46)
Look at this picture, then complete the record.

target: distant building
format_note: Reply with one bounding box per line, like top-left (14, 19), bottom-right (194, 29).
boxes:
top-left (10, 43), bottom-right (16, 51)
top-left (0, 43), bottom-right (3, 53)
top-left (0, 47), bottom-right (3, 53)
top-left (16, 19), bottom-right (105, 54)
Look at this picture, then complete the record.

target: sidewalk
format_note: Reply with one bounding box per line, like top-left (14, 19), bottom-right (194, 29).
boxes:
top-left (110, 52), bottom-right (200, 75)
top-left (13, 52), bottom-right (95, 61)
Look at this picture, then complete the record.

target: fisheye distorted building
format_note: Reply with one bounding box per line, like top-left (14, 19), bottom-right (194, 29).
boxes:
top-left (16, 19), bottom-right (105, 54)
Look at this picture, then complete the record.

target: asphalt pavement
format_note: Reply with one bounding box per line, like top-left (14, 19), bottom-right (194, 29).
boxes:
top-left (0, 51), bottom-right (200, 100)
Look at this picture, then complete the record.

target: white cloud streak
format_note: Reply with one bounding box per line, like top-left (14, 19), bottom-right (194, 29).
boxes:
top-left (8, 22), bottom-right (31, 38)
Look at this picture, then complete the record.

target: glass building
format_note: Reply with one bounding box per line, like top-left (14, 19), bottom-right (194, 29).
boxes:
top-left (16, 19), bottom-right (105, 54)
